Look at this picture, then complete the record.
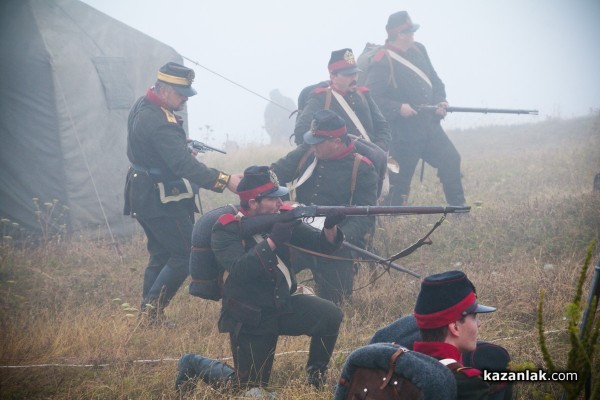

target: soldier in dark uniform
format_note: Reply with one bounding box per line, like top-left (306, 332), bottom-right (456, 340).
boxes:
top-left (364, 11), bottom-right (466, 206)
top-left (210, 165), bottom-right (345, 390)
top-left (294, 48), bottom-right (391, 152)
top-left (413, 270), bottom-right (495, 399)
top-left (271, 110), bottom-right (379, 305)
top-left (124, 62), bottom-right (241, 323)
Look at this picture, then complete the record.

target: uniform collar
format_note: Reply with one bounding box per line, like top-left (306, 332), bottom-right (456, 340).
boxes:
top-left (413, 341), bottom-right (463, 364)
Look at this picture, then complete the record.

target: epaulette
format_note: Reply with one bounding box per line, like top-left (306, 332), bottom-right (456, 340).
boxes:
top-left (373, 49), bottom-right (388, 63)
top-left (356, 86), bottom-right (370, 93)
top-left (456, 367), bottom-right (482, 378)
top-left (217, 213), bottom-right (238, 226)
top-left (313, 87), bottom-right (329, 94)
top-left (160, 106), bottom-right (178, 124)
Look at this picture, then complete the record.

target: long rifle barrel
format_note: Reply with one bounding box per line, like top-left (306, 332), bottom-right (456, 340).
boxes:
top-left (447, 106), bottom-right (539, 115)
top-left (296, 205), bottom-right (470, 218)
top-left (418, 105), bottom-right (538, 115)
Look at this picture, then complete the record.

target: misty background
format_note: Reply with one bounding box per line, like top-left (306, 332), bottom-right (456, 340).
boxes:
top-left (81, 0), bottom-right (600, 146)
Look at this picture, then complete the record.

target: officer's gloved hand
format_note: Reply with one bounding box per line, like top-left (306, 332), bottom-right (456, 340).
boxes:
top-left (269, 220), bottom-right (301, 248)
top-left (324, 209), bottom-right (346, 229)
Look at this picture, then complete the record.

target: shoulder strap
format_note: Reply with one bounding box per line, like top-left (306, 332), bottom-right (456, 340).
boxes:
top-left (252, 234), bottom-right (292, 290)
top-left (381, 346), bottom-right (409, 389)
top-left (325, 87), bottom-right (332, 110)
top-left (385, 49), bottom-right (432, 88)
top-left (330, 90), bottom-right (370, 142)
top-left (288, 149), bottom-right (317, 202)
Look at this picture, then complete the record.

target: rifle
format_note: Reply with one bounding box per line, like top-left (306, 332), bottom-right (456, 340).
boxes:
top-left (417, 105), bottom-right (539, 115)
top-left (241, 205), bottom-right (469, 228)
top-left (240, 205), bottom-right (470, 278)
top-left (188, 140), bottom-right (227, 154)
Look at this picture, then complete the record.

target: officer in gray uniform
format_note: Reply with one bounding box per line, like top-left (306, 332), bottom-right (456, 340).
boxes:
top-left (124, 62), bottom-right (240, 323)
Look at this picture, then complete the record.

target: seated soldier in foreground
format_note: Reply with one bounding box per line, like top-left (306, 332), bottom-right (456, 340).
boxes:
top-left (176, 166), bottom-right (346, 397)
top-left (369, 271), bottom-right (512, 400)
top-left (413, 270), bottom-right (497, 399)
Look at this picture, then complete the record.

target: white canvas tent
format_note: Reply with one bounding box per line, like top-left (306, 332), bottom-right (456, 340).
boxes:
top-left (0, 0), bottom-right (185, 238)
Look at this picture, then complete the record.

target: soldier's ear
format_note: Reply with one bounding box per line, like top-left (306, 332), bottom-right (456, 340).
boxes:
top-left (248, 198), bottom-right (259, 210)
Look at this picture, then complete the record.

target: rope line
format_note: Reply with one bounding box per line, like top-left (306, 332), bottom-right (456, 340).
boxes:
top-left (0, 330), bottom-right (567, 369)
top-left (182, 55), bottom-right (295, 113)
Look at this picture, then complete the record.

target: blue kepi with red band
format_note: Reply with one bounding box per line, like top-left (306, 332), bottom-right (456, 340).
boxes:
top-left (237, 166), bottom-right (289, 202)
top-left (413, 270), bottom-right (496, 329)
top-left (386, 11), bottom-right (420, 35)
top-left (328, 48), bottom-right (361, 75)
top-left (303, 109), bottom-right (348, 145)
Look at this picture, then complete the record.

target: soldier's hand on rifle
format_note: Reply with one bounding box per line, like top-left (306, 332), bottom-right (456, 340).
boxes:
top-left (324, 209), bottom-right (346, 229)
top-left (435, 101), bottom-right (449, 118)
top-left (400, 103), bottom-right (417, 118)
top-left (268, 220), bottom-right (301, 249)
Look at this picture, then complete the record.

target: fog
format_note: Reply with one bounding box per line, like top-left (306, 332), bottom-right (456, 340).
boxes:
top-left (81, 0), bottom-right (600, 146)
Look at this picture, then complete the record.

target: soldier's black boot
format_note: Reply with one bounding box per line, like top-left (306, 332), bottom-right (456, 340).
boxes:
top-left (306, 335), bottom-right (338, 389)
top-left (175, 354), bottom-right (236, 394)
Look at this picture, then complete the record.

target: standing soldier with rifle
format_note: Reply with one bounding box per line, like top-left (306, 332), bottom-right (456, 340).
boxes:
top-left (363, 11), bottom-right (466, 207)
top-left (293, 48), bottom-right (391, 153)
top-left (293, 49), bottom-right (392, 199)
top-left (271, 109), bottom-right (379, 305)
top-left (123, 62), bottom-right (241, 325)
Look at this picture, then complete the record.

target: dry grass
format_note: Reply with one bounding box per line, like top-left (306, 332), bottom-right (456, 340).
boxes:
top-left (1, 114), bottom-right (599, 399)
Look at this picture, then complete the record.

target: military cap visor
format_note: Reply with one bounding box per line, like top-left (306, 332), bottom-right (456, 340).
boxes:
top-left (303, 130), bottom-right (330, 145)
top-left (169, 83), bottom-right (197, 97)
top-left (463, 301), bottom-right (496, 315)
top-left (335, 66), bottom-right (362, 76)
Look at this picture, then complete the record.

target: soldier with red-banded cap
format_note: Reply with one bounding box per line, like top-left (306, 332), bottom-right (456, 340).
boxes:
top-left (271, 110), bottom-right (379, 305)
top-left (293, 48), bottom-right (391, 152)
top-left (124, 62), bottom-right (242, 325)
top-left (206, 165), bottom-right (345, 392)
top-left (413, 270), bottom-right (495, 399)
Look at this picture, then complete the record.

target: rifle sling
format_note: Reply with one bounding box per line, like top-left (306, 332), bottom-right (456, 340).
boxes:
top-left (385, 49), bottom-right (432, 88)
top-left (253, 234), bottom-right (292, 290)
top-left (388, 214), bottom-right (446, 262)
top-left (328, 88), bottom-right (370, 142)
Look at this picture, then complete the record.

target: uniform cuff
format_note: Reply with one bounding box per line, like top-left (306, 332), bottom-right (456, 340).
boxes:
top-left (212, 172), bottom-right (231, 193)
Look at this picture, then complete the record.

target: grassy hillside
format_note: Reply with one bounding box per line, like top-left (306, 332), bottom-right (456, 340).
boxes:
top-left (1, 113), bottom-right (599, 399)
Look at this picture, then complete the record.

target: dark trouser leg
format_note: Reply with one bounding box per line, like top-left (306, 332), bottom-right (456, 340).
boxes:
top-left (175, 353), bottom-right (236, 394)
top-left (423, 125), bottom-right (466, 206)
top-left (388, 140), bottom-right (422, 206)
top-left (310, 247), bottom-right (355, 305)
top-left (138, 215), bottom-right (193, 313)
top-left (138, 219), bottom-right (170, 302)
top-left (278, 294), bottom-right (343, 387)
top-left (230, 332), bottom-right (278, 388)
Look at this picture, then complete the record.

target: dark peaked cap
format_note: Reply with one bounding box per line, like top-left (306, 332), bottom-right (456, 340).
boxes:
top-left (237, 165), bottom-right (289, 202)
top-left (414, 270), bottom-right (496, 329)
top-left (157, 62), bottom-right (197, 97)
